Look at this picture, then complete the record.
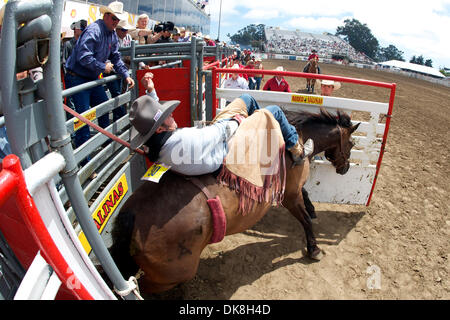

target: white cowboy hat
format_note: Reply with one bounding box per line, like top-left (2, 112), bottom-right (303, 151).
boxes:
top-left (274, 66), bottom-right (284, 72)
top-left (117, 19), bottom-right (135, 31)
top-left (317, 79), bottom-right (341, 90)
top-left (100, 1), bottom-right (127, 20)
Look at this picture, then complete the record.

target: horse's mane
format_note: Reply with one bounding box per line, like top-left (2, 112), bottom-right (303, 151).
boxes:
top-left (284, 107), bottom-right (352, 129)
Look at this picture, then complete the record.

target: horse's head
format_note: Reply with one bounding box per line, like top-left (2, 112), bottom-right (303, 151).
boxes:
top-left (324, 120), bottom-right (360, 175)
top-left (286, 108), bottom-right (360, 175)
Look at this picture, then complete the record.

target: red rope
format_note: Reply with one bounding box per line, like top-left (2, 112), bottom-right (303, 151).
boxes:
top-left (63, 104), bottom-right (146, 156)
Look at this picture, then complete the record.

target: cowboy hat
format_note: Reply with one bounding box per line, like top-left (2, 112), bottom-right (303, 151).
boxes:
top-left (274, 66), bottom-right (284, 72)
top-left (100, 1), bottom-right (127, 20)
top-left (317, 79), bottom-right (341, 90)
top-left (117, 19), bottom-right (135, 31)
top-left (129, 95), bottom-right (180, 149)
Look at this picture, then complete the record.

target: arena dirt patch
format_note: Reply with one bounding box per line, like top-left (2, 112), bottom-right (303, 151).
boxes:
top-left (147, 60), bottom-right (449, 300)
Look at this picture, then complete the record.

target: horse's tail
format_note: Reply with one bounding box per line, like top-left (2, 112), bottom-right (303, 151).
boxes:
top-left (109, 210), bottom-right (140, 279)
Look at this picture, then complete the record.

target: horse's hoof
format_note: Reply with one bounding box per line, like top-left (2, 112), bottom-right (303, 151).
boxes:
top-left (308, 248), bottom-right (324, 261)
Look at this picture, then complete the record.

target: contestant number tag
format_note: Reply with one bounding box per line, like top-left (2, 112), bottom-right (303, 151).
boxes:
top-left (141, 163), bottom-right (171, 183)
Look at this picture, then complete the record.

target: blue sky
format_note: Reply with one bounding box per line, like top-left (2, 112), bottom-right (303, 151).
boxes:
top-left (206, 0), bottom-right (450, 69)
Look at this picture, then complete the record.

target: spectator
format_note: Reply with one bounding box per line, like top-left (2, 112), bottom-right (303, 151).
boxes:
top-left (179, 27), bottom-right (190, 42)
top-left (318, 80), bottom-right (341, 96)
top-left (64, 0), bottom-right (135, 164)
top-left (244, 59), bottom-right (256, 90)
top-left (253, 58), bottom-right (264, 90)
top-left (203, 34), bottom-right (215, 46)
top-left (140, 72), bottom-right (159, 102)
top-left (263, 66), bottom-right (291, 92)
top-left (129, 13), bottom-right (161, 44)
top-left (155, 21), bottom-right (174, 43)
top-left (223, 64), bottom-right (249, 90)
top-left (235, 44), bottom-right (242, 60)
top-left (62, 19), bottom-right (87, 74)
top-left (231, 57), bottom-right (248, 81)
top-left (172, 28), bottom-right (181, 42)
top-left (116, 19), bottom-right (134, 48)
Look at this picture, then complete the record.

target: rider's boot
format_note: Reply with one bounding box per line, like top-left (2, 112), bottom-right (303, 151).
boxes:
top-left (288, 139), bottom-right (314, 166)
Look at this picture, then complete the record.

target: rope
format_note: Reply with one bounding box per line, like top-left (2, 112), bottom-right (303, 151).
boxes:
top-left (63, 104), bottom-right (146, 156)
top-left (113, 276), bottom-right (144, 300)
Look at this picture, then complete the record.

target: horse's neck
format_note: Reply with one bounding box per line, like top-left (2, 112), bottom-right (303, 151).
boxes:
top-left (300, 123), bottom-right (337, 156)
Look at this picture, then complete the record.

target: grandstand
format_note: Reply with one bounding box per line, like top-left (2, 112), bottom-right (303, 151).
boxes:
top-left (264, 26), bottom-right (373, 64)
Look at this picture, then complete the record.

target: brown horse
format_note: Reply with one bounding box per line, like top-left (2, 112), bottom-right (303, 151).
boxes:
top-left (305, 58), bottom-right (319, 93)
top-left (110, 108), bottom-right (360, 294)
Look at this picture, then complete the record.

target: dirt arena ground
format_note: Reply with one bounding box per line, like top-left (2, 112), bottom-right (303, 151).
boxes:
top-left (151, 59), bottom-right (449, 300)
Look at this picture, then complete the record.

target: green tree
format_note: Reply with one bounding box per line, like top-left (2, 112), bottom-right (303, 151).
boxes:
top-left (336, 19), bottom-right (379, 59)
top-left (410, 55), bottom-right (417, 64)
top-left (425, 59), bottom-right (433, 67)
top-left (227, 24), bottom-right (266, 47)
top-left (416, 55), bottom-right (425, 65)
top-left (377, 44), bottom-right (405, 62)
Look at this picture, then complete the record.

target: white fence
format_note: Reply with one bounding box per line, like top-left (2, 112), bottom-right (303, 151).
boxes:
top-left (216, 88), bottom-right (389, 205)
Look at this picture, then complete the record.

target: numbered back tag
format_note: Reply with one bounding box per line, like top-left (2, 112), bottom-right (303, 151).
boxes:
top-left (141, 163), bottom-right (171, 183)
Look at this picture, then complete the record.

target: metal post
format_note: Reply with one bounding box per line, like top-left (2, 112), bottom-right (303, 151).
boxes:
top-left (41, 0), bottom-right (137, 300)
top-left (204, 70), bottom-right (213, 121)
top-left (189, 36), bottom-right (197, 126)
top-left (197, 39), bottom-right (204, 122)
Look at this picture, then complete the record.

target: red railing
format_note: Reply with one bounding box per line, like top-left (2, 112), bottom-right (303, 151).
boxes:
top-left (0, 155), bottom-right (93, 300)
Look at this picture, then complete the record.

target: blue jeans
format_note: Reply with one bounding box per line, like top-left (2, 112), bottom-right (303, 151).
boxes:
top-left (239, 94), bottom-right (299, 149)
top-left (64, 73), bottom-right (110, 149)
top-left (248, 77), bottom-right (255, 90)
top-left (254, 77), bottom-right (262, 90)
top-left (106, 77), bottom-right (126, 122)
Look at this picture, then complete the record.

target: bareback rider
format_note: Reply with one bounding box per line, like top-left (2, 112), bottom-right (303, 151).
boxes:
top-left (303, 49), bottom-right (321, 74)
top-left (129, 94), bottom-right (314, 176)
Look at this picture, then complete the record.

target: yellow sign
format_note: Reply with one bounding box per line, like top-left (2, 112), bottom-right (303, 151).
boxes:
top-left (141, 163), bottom-right (171, 183)
top-left (291, 94), bottom-right (324, 105)
top-left (73, 109), bottom-right (96, 132)
top-left (78, 173), bottom-right (128, 254)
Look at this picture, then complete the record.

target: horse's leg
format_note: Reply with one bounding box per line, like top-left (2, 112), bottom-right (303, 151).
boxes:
top-left (284, 161), bottom-right (323, 260)
top-left (302, 187), bottom-right (316, 219)
top-left (285, 194), bottom-right (323, 260)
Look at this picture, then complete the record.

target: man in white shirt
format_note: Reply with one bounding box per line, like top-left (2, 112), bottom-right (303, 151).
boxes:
top-left (223, 64), bottom-right (249, 90)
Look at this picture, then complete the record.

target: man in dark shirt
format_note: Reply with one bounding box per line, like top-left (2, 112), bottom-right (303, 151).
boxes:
top-left (64, 1), bottom-right (134, 162)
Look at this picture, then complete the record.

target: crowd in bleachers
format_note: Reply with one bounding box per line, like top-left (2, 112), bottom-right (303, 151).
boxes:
top-left (264, 27), bottom-right (373, 64)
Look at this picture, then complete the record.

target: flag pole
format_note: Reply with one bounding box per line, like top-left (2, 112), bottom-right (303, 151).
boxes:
top-left (217, 0), bottom-right (222, 40)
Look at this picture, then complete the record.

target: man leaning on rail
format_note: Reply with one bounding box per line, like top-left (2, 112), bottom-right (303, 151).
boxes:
top-left (64, 1), bottom-right (135, 165)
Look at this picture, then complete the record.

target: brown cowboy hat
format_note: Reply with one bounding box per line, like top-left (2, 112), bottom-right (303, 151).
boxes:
top-left (129, 95), bottom-right (180, 149)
